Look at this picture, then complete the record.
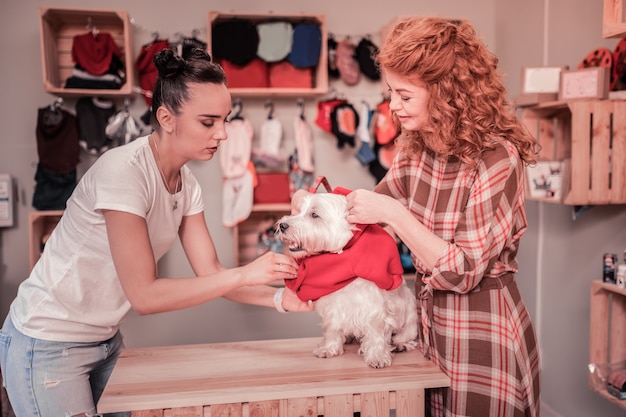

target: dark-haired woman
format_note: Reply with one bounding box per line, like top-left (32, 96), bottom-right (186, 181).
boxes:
top-left (0, 49), bottom-right (312, 417)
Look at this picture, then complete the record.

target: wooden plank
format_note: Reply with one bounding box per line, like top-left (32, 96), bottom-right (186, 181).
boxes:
top-left (395, 389), bottom-right (422, 417)
top-left (323, 394), bottom-right (353, 417)
top-left (283, 397), bottom-right (317, 417)
top-left (569, 101), bottom-right (593, 204)
top-left (603, 0), bottom-right (626, 38)
top-left (132, 411), bottom-right (163, 417)
top-left (249, 400), bottom-right (279, 417)
top-left (360, 391), bottom-right (390, 417)
top-left (609, 290), bottom-right (626, 364)
top-left (164, 406), bottom-right (203, 417)
top-left (610, 101), bottom-right (626, 203)
top-left (590, 101), bottom-right (612, 203)
top-left (210, 403), bottom-right (243, 417)
top-left (589, 281), bottom-right (611, 388)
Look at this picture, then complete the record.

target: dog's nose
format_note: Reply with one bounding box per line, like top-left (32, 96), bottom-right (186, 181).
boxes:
top-left (279, 222), bottom-right (289, 233)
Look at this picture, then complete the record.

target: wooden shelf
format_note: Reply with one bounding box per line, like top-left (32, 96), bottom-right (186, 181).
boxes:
top-left (603, 0), bottom-right (626, 38)
top-left (589, 280), bottom-right (626, 410)
top-left (519, 99), bottom-right (626, 205)
top-left (38, 6), bottom-right (135, 98)
top-left (208, 11), bottom-right (328, 97)
top-left (233, 203), bottom-right (291, 267)
top-left (28, 210), bottom-right (64, 270)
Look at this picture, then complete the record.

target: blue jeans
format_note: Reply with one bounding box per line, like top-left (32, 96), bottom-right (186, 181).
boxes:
top-left (0, 315), bottom-right (130, 417)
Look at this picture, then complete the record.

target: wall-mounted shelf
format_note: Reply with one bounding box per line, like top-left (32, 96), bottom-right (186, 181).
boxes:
top-left (233, 203), bottom-right (291, 267)
top-left (519, 99), bottom-right (626, 205)
top-left (208, 11), bottom-right (328, 98)
top-left (603, 0), bottom-right (626, 38)
top-left (39, 6), bottom-right (135, 98)
top-left (28, 210), bottom-right (64, 271)
top-left (589, 280), bottom-right (626, 410)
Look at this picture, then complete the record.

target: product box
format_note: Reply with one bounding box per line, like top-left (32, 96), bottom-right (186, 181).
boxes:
top-left (526, 161), bottom-right (565, 201)
top-left (253, 172), bottom-right (291, 204)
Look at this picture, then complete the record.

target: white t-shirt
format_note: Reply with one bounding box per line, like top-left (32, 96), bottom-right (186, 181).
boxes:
top-left (10, 136), bottom-right (204, 342)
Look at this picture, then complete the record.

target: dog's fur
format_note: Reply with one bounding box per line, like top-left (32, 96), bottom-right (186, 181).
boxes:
top-left (276, 192), bottom-right (418, 368)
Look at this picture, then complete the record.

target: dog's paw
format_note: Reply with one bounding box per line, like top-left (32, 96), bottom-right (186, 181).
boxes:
top-left (393, 339), bottom-right (418, 352)
top-left (314, 344), bottom-right (344, 359)
top-left (364, 353), bottom-right (393, 368)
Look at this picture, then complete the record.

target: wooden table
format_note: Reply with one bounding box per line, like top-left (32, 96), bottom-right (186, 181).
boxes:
top-left (98, 337), bottom-right (450, 417)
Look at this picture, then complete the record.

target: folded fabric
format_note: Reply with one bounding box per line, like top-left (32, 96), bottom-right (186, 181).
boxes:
top-left (257, 21), bottom-right (293, 62)
top-left (211, 19), bottom-right (259, 66)
top-left (71, 31), bottom-right (122, 76)
top-left (287, 23), bottom-right (322, 68)
top-left (221, 58), bottom-right (269, 88)
top-left (268, 61), bottom-right (312, 88)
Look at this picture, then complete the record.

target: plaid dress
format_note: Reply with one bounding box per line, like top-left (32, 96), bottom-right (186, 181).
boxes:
top-left (374, 140), bottom-right (540, 417)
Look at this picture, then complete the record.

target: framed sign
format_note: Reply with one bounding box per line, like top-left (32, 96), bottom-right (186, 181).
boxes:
top-left (559, 67), bottom-right (610, 100)
top-left (521, 66), bottom-right (567, 94)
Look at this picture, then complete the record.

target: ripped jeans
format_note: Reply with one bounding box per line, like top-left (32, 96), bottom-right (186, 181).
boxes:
top-left (0, 315), bottom-right (130, 417)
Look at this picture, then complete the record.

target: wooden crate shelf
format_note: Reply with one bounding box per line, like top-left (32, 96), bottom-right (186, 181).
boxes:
top-left (39, 6), bottom-right (135, 98)
top-left (233, 203), bottom-right (291, 267)
top-left (519, 99), bottom-right (626, 205)
top-left (589, 280), bottom-right (626, 410)
top-left (28, 210), bottom-right (64, 270)
top-left (603, 0), bottom-right (626, 38)
top-left (208, 11), bottom-right (328, 97)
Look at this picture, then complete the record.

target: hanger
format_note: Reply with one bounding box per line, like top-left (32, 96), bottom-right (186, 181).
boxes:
top-left (86, 17), bottom-right (99, 37)
top-left (265, 100), bottom-right (274, 119)
top-left (48, 97), bottom-right (63, 112)
top-left (43, 98), bottom-right (64, 126)
top-left (230, 99), bottom-right (243, 121)
top-left (151, 31), bottom-right (160, 43)
top-left (297, 98), bottom-right (305, 120)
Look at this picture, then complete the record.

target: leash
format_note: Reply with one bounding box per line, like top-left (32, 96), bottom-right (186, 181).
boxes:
top-left (309, 175), bottom-right (333, 193)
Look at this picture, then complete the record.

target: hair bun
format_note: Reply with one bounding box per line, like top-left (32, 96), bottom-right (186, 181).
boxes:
top-left (153, 48), bottom-right (186, 78)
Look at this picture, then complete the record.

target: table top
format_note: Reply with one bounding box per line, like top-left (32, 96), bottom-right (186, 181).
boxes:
top-left (98, 336), bottom-right (450, 413)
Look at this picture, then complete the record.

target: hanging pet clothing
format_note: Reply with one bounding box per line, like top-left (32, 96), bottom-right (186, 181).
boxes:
top-left (33, 100), bottom-right (80, 211)
top-left (105, 101), bottom-right (142, 146)
top-left (252, 103), bottom-right (286, 169)
top-left (294, 112), bottom-right (314, 173)
top-left (221, 105), bottom-right (254, 227)
top-left (335, 37), bottom-right (360, 86)
top-left (76, 97), bottom-right (116, 155)
top-left (222, 162), bottom-right (255, 228)
top-left (221, 117), bottom-right (253, 179)
top-left (355, 36), bottom-right (381, 81)
top-left (314, 97), bottom-right (347, 133)
top-left (355, 101), bottom-right (376, 165)
top-left (289, 104), bottom-right (316, 195)
top-left (330, 101), bottom-right (360, 149)
top-left (373, 99), bottom-right (399, 146)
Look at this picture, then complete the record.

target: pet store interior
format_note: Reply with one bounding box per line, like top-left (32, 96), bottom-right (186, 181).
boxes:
top-left (2, 0), bottom-right (626, 416)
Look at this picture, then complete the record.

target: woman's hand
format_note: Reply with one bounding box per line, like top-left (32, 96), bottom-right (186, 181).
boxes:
top-left (345, 189), bottom-right (397, 225)
top-left (281, 287), bottom-right (315, 312)
top-left (239, 251), bottom-right (298, 286)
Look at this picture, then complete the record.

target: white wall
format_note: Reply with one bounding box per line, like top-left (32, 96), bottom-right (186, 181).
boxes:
top-left (1, 1), bottom-right (626, 416)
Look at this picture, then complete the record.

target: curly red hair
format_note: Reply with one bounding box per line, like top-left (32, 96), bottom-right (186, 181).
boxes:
top-left (377, 17), bottom-right (538, 165)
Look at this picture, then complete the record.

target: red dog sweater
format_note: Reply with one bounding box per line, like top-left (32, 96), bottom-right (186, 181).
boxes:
top-left (284, 187), bottom-right (404, 301)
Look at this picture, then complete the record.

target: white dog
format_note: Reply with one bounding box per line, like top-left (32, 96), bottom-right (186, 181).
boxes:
top-left (276, 192), bottom-right (418, 368)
